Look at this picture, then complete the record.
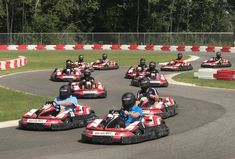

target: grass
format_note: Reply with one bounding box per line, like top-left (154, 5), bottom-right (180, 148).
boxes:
top-left (0, 50), bottom-right (178, 76)
top-left (0, 50), bottom-right (178, 122)
top-left (0, 87), bottom-right (50, 122)
top-left (173, 72), bottom-right (235, 89)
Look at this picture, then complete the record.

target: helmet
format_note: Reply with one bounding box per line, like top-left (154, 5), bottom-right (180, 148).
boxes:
top-left (149, 61), bottom-right (156, 69)
top-left (177, 52), bottom-right (183, 59)
top-left (66, 59), bottom-right (72, 64)
top-left (139, 58), bottom-right (146, 66)
top-left (84, 69), bottom-right (91, 77)
top-left (216, 51), bottom-right (221, 58)
top-left (139, 77), bottom-right (150, 90)
top-left (59, 85), bottom-right (72, 100)
top-left (147, 89), bottom-right (159, 105)
top-left (122, 92), bottom-right (136, 110)
top-left (66, 60), bottom-right (73, 68)
top-left (102, 53), bottom-right (107, 60)
top-left (78, 55), bottom-right (84, 62)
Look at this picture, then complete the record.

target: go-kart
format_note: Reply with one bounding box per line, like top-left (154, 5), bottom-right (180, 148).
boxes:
top-left (92, 60), bottom-right (119, 70)
top-left (201, 58), bottom-right (232, 68)
top-left (81, 110), bottom-right (169, 144)
top-left (74, 62), bottom-right (94, 72)
top-left (131, 72), bottom-right (168, 87)
top-left (138, 97), bottom-right (177, 119)
top-left (50, 68), bottom-right (82, 82)
top-left (125, 66), bottom-right (147, 79)
top-left (19, 101), bottom-right (97, 131)
top-left (160, 60), bottom-right (193, 71)
top-left (70, 81), bottom-right (107, 99)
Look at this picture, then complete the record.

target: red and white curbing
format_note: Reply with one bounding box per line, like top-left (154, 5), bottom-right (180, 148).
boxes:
top-left (0, 56), bottom-right (27, 70)
top-left (194, 69), bottom-right (235, 80)
top-left (0, 44), bottom-right (234, 53)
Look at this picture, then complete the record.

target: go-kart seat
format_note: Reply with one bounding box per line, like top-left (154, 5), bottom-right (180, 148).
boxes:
top-left (106, 116), bottom-right (126, 128)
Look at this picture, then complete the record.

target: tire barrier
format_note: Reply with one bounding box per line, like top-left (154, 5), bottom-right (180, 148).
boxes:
top-left (0, 56), bottom-right (27, 70)
top-left (214, 69), bottom-right (235, 81)
top-left (194, 68), bottom-right (219, 79)
top-left (0, 44), bottom-right (234, 53)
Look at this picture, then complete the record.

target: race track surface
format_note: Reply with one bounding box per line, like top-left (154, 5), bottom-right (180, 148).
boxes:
top-left (0, 52), bottom-right (235, 159)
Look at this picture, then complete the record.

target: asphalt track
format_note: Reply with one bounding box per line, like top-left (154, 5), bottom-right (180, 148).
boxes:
top-left (0, 52), bottom-right (235, 159)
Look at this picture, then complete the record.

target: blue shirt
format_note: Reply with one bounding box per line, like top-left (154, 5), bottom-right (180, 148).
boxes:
top-left (120, 105), bottom-right (143, 125)
top-left (54, 95), bottom-right (78, 111)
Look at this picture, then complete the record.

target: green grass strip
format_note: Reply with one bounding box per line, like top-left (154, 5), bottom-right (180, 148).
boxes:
top-left (0, 50), bottom-right (178, 76)
top-left (0, 87), bottom-right (50, 122)
top-left (173, 72), bottom-right (235, 89)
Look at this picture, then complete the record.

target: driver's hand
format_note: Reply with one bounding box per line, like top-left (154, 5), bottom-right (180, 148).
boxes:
top-left (149, 94), bottom-right (155, 99)
top-left (124, 110), bottom-right (130, 116)
top-left (53, 101), bottom-right (61, 109)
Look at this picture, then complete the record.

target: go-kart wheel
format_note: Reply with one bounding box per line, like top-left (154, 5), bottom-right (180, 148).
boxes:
top-left (104, 64), bottom-right (109, 68)
top-left (64, 117), bottom-right (72, 124)
top-left (179, 65), bottom-right (184, 71)
top-left (134, 129), bottom-right (143, 136)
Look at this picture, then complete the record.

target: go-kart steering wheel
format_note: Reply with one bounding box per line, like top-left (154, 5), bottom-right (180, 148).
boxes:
top-left (52, 101), bottom-right (61, 109)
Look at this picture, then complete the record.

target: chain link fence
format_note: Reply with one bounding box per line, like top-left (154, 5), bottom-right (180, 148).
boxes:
top-left (0, 32), bottom-right (234, 46)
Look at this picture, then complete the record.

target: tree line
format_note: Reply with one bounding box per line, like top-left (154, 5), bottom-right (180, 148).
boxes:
top-left (0, 0), bottom-right (234, 33)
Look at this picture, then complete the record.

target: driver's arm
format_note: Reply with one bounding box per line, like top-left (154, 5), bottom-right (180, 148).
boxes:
top-left (90, 77), bottom-right (95, 83)
top-left (55, 101), bottom-right (74, 106)
top-left (54, 97), bottom-right (78, 107)
top-left (124, 111), bottom-right (141, 118)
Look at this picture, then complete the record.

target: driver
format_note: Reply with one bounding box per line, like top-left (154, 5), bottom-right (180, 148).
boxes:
top-left (63, 59), bottom-right (75, 74)
top-left (79, 69), bottom-right (95, 89)
top-left (119, 92), bottom-right (142, 126)
top-left (54, 85), bottom-right (78, 112)
top-left (137, 77), bottom-right (159, 101)
top-left (137, 58), bottom-right (147, 72)
top-left (146, 61), bottom-right (159, 76)
top-left (141, 89), bottom-right (160, 107)
top-left (97, 53), bottom-right (109, 63)
top-left (175, 52), bottom-right (184, 63)
top-left (77, 55), bottom-right (84, 64)
top-left (215, 51), bottom-right (222, 61)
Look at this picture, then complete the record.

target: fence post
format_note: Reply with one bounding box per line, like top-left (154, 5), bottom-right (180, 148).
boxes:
top-left (233, 29), bottom-right (235, 46)
top-left (144, 33), bottom-right (146, 45)
top-left (92, 33), bottom-right (94, 44)
top-left (40, 33), bottom-right (42, 44)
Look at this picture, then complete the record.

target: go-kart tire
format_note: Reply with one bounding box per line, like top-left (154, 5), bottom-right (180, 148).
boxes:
top-left (161, 108), bottom-right (169, 119)
top-left (157, 123), bottom-right (170, 137)
top-left (188, 64), bottom-right (193, 70)
top-left (162, 82), bottom-right (168, 87)
top-left (101, 90), bottom-right (107, 98)
top-left (179, 65), bottom-right (184, 71)
top-left (133, 129), bottom-right (143, 136)
top-left (227, 62), bottom-right (232, 67)
top-left (64, 117), bottom-right (72, 124)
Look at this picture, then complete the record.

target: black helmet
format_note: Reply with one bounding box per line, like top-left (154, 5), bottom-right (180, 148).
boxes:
top-left (84, 69), bottom-right (91, 77)
top-left (122, 92), bottom-right (136, 110)
top-left (216, 51), bottom-right (221, 58)
top-left (140, 58), bottom-right (146, 66)
top-left (177, 52), bottom-right (183, 59)
top-left (66, 59), bottom-right (72, 64)
top-left (102, 53), bottom-right (107, 60)
top-left (78, 55), bottom-right (84, 62)
top-left (59, 85), bottom-right (72, 100)
top-left (66, 60), bottom-right (73, 68)
top-left (149, 61), bottom-right (156, 69)
top-left (140, 77), bottom-right (150, 90)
